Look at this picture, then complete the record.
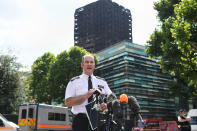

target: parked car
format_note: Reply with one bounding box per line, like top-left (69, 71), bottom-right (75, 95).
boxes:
top-left (0, 113), bottom-right (21, 131)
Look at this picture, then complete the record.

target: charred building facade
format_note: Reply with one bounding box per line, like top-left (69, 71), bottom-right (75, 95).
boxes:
top-left (74, 0), bottom-right (132, 53)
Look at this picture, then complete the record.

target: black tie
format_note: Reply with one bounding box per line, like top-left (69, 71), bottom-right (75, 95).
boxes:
top-left (88, 76), bottom-right (93, 103)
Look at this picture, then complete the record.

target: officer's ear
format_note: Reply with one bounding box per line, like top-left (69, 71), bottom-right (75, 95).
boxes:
top-left (81, 62), bottom-right (84, 68)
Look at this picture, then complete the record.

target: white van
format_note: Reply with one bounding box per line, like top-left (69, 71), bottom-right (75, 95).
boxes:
top-left (188, 109), bottom-right (197, 131)
top-left (0, 113), bottom-right (21, 131)
top-left (18, 103), bottom-right (72, 131)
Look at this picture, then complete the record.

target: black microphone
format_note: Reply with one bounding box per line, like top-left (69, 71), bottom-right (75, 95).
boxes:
top-left (91, 88), bottom-right (103, 110)
top-left (128, 96), bottom-right (140, 113)
top-left (106, 93), bottom-right (122, 120)
top-left (106, 93), bottom-right (117, 114)
top-left (107, 93), bottom-right (117, 103)
top-left (94, 85), bottom-right (104, 96)
top-left (128, 96), bottom-right (143, 122)
top-left (112, 99), bottom-right (122, 121)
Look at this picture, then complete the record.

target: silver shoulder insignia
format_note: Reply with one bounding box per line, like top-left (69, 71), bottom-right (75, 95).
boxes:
top-left (95, 76), bottom-right (106, 81)
top-left (71, 76), bottom-right (80, 82)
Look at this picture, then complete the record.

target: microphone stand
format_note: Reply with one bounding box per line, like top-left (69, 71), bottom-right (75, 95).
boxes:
top-left (94, 91), bottom-right (105, 131)
top-left (138, 113), bottom-right (143, 122)
top-left (105, 106), bottom-right (113, 131)
top-left (121, 102), bottom-right (127, 131)
top-left (95, 94), bottom-right (100, 131)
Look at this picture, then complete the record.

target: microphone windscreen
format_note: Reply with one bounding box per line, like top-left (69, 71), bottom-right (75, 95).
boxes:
top-left (107, 93), bottom-right (117, 103)
top-left (112, 100), bottom-right (122, 120)
top-left (128, 96), bottom-right (140, 114)
top-left (120, 94), bottom-right (128, 104)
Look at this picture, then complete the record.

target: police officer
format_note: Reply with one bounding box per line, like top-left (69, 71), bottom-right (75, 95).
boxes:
top-left (178, 109), bottom-right (191, 131)
top-left (65, 54), bottom-right (112, 131)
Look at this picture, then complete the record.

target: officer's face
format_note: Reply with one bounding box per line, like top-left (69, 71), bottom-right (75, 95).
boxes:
top-left (81, 56), bottom-right (95, 76)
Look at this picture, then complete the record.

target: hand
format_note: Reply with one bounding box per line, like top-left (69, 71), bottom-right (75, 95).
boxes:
top-left (96, 88), bottom-right (102, 94)
top-left (93, 88), bottom-right (102, 96)
top-left (186, 117), bottom-right (190, 122)
top-left (86, 88), bottom-right (96, 99)
top-left (100, 103), bottom-right (107, 111)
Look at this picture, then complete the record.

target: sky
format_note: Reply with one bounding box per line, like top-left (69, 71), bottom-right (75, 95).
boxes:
top-left (0, 0), bottom-right (159, 71)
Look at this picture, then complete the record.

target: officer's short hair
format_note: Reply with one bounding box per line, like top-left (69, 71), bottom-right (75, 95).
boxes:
top-left (81, 54), bottom-right (94, 63)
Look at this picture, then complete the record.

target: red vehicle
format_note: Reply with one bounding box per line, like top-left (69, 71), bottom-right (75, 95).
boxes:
top-left (132, 118), bottom-right (163, 131)
top-left (159, 121), bottom-right (179, 131)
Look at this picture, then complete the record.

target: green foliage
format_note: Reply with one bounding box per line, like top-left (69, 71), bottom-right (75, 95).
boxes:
top-left (154, 0), bottom-right (180, 22)
top-left (30, 52), bottom-right (56, 104)
top-left (0, 55), bottom-right (21, 114)
top-left (48, 46), bottom-right (88, 103)
top-left (171, 0), bottom-right (197, 92)
top-left (146, 29), bottom-right (163, 58)
top-left (146, 0), bottom-right (197, 97)
top-left (48, 51), bottom-right (70, 103)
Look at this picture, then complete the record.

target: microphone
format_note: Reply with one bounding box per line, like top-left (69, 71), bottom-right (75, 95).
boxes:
top-left (128, 96), bottom-right (140, 114)
top-left (106, 93), bottom-right (122, 119)
top-left (120, 94), bottom-right (128, 121)
top-left (93, 87), bottom-right (103, 106)
top-left (107, 93), bottom-right (117, 103)
top-left (106, 93), bottom-right (117, 113)
top-left (120, 94), bottom-right (128, 104)
top-left (127, 96), bottom-right (142, 122)
top-left (93, 85), bottom-right (104, 98)
top-left (91, 88), bottom-right (103, 110)
top-left (112, 99), bottom-right (122, 120)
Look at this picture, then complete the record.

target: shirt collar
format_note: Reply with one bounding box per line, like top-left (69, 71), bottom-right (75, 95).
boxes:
top-left (82, 73), bottom-right (94, 79)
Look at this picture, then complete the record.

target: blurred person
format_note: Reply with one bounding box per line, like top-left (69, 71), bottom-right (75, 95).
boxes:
top-left (178, 109), bottom-right (191, 131)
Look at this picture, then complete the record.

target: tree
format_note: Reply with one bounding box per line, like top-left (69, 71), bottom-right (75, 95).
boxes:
top-left (171, 0), bottom-right (197, 91)
top-left (30, 52), bottom-right (55, 104)
top-left (146, 0), bottom-right (197, 107)
top-left (48, 50), bottom-right (71, 103)
top-left (0, 55), bottom-right (21, 114)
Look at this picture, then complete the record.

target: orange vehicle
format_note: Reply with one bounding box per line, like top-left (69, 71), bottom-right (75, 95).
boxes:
top-left (132, 118), bottom-right (163, 131)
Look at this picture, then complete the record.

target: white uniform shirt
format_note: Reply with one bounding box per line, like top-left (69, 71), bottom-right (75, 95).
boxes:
top-left (65, 73), bottom-right (112, 115)
top-left (178, 115), bottom-right (191, 121)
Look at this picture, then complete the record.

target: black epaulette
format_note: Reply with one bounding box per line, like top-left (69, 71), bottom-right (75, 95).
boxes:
top-left (95, 76), bottom-right (106, 81)
top-left (70, 76), bottom-right (80, 82)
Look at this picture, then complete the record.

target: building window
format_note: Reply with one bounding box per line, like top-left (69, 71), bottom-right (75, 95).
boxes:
top-left (22, 109), bottom-right (27, 119)
top-left (28, 108), bottom-right (34, 118)
top-left (48, 112), bottom-right (66, 121)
